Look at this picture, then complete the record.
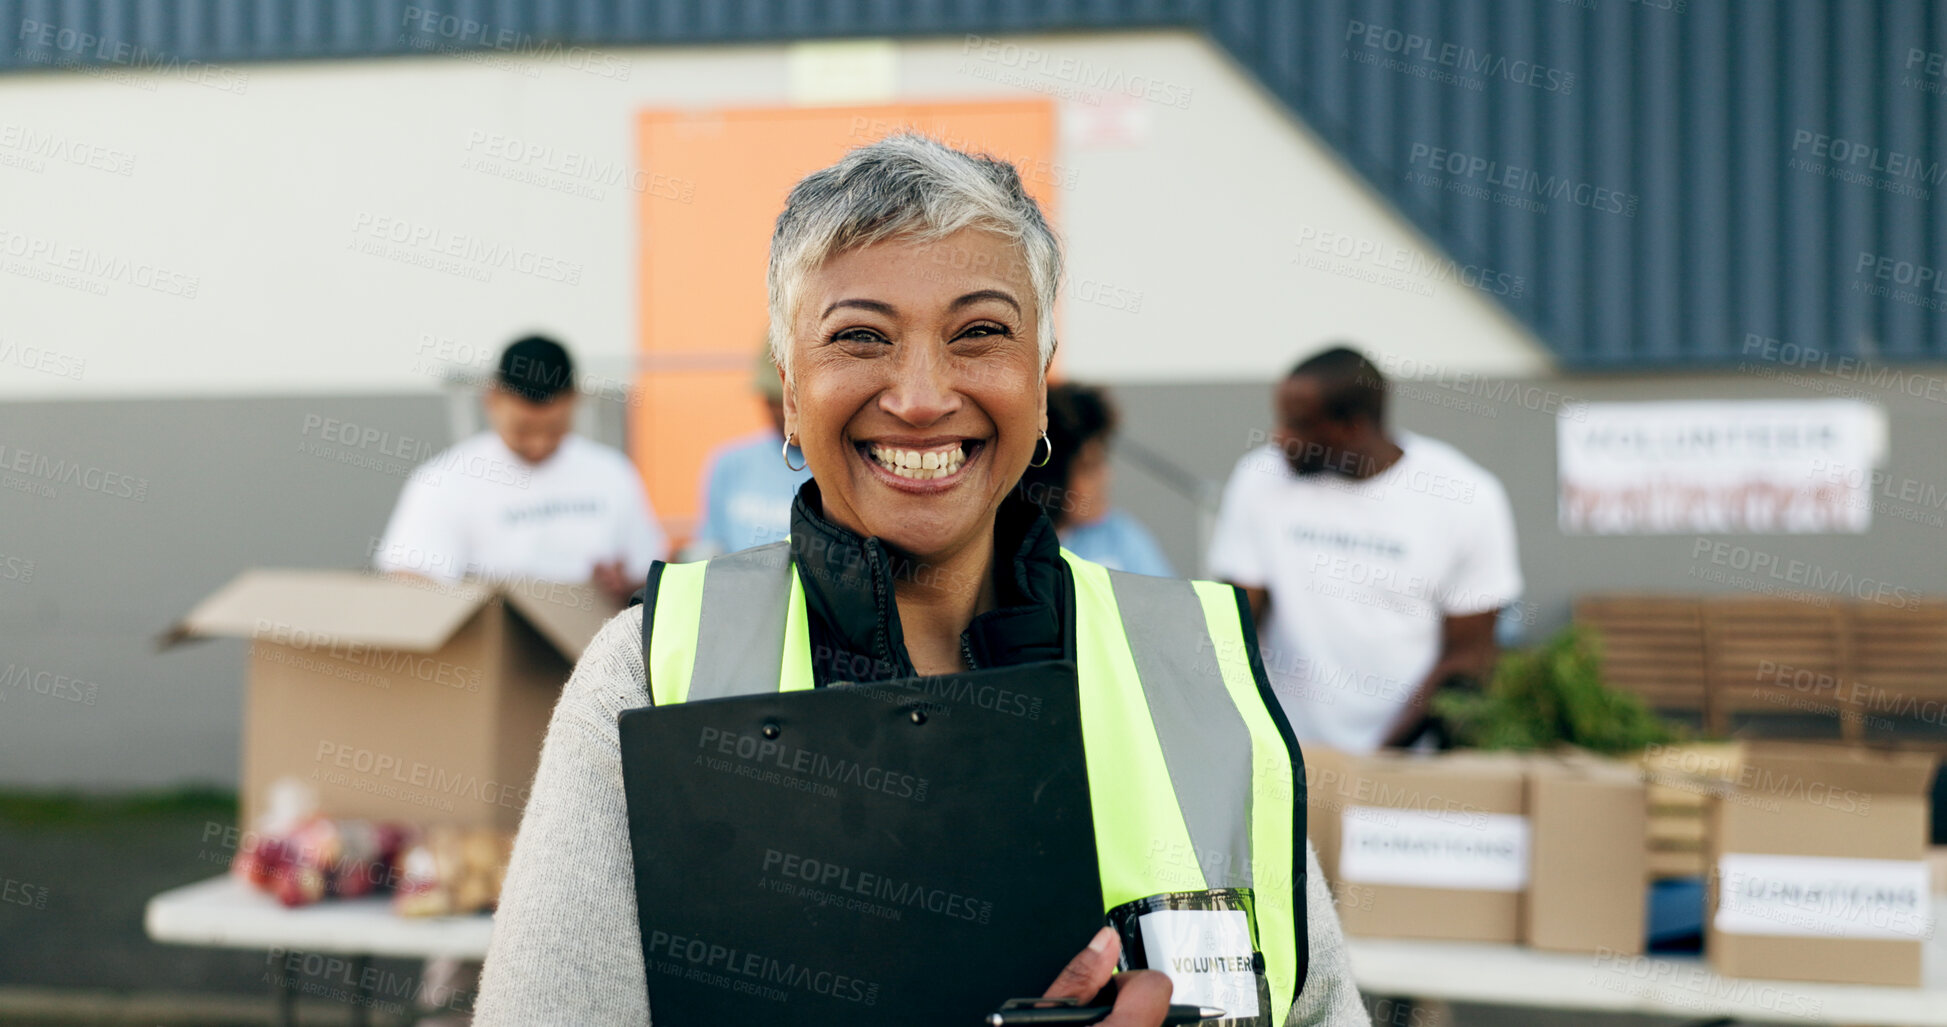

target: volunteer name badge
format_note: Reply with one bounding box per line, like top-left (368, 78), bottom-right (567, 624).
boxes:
top-left (1138, 909), bottom-right (1261, 1019)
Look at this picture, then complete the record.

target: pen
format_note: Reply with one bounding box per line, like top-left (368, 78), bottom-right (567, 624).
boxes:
top-left (986, 1003), bottom-right (1227, 1025)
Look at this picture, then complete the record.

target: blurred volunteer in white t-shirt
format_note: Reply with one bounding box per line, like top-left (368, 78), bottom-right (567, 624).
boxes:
top-left (1207, 345), bottom-right (1523, 753)
top-left (374, 335), bottom-right (668, 607)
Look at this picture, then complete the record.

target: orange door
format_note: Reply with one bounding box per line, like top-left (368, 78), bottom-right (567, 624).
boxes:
top-left (635, 101), bottom-right (1059, 546)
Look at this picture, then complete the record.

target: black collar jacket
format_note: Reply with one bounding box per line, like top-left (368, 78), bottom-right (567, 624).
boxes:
top-left (785, 481), bottom-right (1073, 684)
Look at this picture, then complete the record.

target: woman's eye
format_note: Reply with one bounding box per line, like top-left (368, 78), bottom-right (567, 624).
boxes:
top-left (833, 328), bottom-right (887, 344)
top-left (959, 323), bottom-right (1009, 340)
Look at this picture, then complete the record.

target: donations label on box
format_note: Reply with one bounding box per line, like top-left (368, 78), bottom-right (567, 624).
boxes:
top-left (1339, 807), bottom-right (1531, 891)
top-left (1714, 853), bottom-right (1933, 941)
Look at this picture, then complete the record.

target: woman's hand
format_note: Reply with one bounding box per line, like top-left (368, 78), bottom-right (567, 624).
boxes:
top-left (1039, 926), bottom-right (1174, 1026)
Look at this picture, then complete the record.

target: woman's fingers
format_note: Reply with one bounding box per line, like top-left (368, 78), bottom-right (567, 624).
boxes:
top-left (1039, 929), bottom-right (1174, 1027)
top-left (1043, 931), bottom-right (1175, 1027)
top-left (1041, 926), bottom-right (1119, 1002)
top-left (1096, 969), bottom-right (1174, 1027)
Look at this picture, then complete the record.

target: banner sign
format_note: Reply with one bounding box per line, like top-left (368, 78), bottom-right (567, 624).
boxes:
top-left (1558, 400), bottom-right (1887, 534)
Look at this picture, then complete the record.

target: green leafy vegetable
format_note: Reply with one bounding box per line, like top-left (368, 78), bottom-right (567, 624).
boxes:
top-left (1433, 626), bottom-right (1680, 754)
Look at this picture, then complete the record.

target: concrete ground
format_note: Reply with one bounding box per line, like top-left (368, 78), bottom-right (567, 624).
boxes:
top-left (0, 791), bottom-right (1719, 1026)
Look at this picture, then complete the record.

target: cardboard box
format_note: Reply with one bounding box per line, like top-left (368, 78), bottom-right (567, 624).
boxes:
top-left (1328, 751), bottom-right (1530, 943)
top-left (166, 569), bottom-right (609, 831)
top-left (1707, 743), bottom-right (1938, 987)
top-left (1301, 745), bottom-right (1357, 886)
top-left (1525, 753), bottom-right (1648, 954)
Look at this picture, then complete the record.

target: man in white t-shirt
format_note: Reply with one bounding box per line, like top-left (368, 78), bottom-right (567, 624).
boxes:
top-left (374, 335), bottom-right (668, 607)
top-left (1207, 346), bottom-right (1523, 753)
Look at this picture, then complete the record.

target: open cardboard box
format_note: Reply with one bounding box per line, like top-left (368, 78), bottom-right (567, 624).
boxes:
top-left (165, 569), bottom-right (612, 831)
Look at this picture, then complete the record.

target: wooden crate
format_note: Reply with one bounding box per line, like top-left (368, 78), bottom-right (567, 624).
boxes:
top-left (1579, 594), bottom-right (1947, 746)
top-left (1702, 597), bottom-right (1851, 737)
top-left (1575, 595), bottom-right (1708, 715)
top-left (1638, 742), bottom-right (1744, 880)
top-left (1850, 601), bottom-right (1947, 727)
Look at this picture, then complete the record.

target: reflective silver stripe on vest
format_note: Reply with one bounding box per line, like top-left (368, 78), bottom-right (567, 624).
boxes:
top-left (1106, 569), bottom-right (1256, 890)
top-left (688, 541), bottom-right (795, 701)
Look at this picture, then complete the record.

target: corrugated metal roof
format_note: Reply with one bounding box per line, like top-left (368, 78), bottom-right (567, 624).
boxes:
top-left (7, 0), bottom-right (1943, 369)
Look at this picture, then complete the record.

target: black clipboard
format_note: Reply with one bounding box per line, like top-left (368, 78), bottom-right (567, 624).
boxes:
top-left (619, 660), bottom-right (1102, 1026)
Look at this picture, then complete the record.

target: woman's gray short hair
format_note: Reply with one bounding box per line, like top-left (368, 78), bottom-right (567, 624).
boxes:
top-left (767, 133), bottom-right (1062, 380)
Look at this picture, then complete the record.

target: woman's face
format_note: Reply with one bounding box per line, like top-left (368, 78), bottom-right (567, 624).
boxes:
top-left (783, 227), bottom-right (1046, 564)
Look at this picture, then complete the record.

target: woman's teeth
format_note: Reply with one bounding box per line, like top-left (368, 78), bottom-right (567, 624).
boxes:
top-left (869, 443), bottom-right (967, 480)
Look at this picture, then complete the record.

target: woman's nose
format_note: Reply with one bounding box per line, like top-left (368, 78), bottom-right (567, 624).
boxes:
top-left (879, 347), bottom-right (962, 426)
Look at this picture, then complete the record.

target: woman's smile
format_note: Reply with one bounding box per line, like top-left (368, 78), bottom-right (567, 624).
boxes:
top-left (856, 437), bottom-right (986, 489)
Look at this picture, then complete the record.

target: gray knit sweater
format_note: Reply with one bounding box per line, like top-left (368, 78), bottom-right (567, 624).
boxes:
top-left (475, 606), bottom-right (1371, 1025)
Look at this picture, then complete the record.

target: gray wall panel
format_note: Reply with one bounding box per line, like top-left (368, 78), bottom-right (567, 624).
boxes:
top-left (0, 394), bottom-right (451, 788)
top-left (1107, 369), bottom-right (1947, 643)
top-left (3, 372), bottom-right (1945, 787)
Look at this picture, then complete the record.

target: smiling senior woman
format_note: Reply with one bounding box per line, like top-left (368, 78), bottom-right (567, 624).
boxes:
top-left (474, 135), bottom-right (1368, 1026)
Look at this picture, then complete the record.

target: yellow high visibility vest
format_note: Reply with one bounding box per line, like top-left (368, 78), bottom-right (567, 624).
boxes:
top-left (635, 541), bottom-right (1307, 1024)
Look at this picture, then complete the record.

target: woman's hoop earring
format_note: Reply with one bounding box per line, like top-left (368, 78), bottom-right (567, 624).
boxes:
top-left (782, 434), bottom-right (808, 472)
top-left (1029, 430), bottom-right (1054, 468)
